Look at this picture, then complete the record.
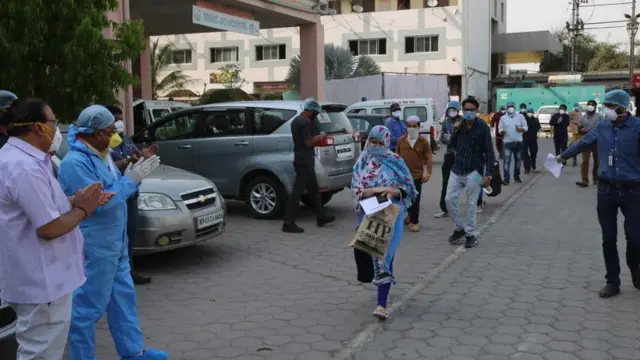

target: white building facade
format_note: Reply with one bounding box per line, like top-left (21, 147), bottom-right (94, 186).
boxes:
top-left (154, 0), bottom-right (507, 111)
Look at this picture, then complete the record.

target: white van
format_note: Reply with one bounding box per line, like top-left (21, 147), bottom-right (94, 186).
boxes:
top-left (133, 99), bottom-right (192, 134)
top-left (345, 98), bottom-right (438, 136)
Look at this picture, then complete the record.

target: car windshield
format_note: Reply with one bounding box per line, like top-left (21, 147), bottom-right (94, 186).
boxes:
top-left (537, 107), bottom-right (559, 114)
top-left (315, 109), bottom-right (354, 133)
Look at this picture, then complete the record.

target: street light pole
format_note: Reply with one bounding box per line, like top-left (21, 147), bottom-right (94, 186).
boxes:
top-left (626, 0), bottom-right (639, 87)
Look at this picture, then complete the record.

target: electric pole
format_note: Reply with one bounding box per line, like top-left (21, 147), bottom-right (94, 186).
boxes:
top-left (566, 0), bottom-right (585, 73)
top-left (626, 0), bottom-right (639, 87)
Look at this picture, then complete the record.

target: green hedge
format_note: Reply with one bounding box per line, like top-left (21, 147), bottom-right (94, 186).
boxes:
top-left (199, 88), bottom-right (253, 104)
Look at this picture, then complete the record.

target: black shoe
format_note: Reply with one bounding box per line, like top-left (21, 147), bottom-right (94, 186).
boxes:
top-left (502, 179), bottom-right (510, 186)
top-left (282, 223), bottom-right (304, 233)
top-left (524, 170), bottom-right (530, 175)
top-left (448, 229), bottom-right (466, 245)
top-left (514, 177), bottom-right (522, 183)
top-left (317, 215), bottom-right (336, 227)
top-left (572, 160), bottom-right (577, 167)
top-left (464, 235), bottom-right (479, 249)
top-left (632, 267), bottom-right (640, 290)
top-left (598, 284), bottom-right (620, 298)
top-left (575, 182), bottom-right (589, 188)
top-left (132, 273), bottom-right (152, 285)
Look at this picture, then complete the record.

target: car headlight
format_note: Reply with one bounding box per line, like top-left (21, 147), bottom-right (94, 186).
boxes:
top-left (138, 193), bottom-right (177, 211)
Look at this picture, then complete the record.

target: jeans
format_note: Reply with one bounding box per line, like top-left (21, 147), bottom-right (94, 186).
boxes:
top-left (503, 142), bottom-right (523, 181)
top-left (408, 179), bottom-right (423, 224)
top-left (439, 153), bottom-right (455, 213)
top-left (284, 164), bottom-right (323, 223)
top-left (522, 139), bottom-right (539, 171)
top-left (596, 183), bottom-right (640, 286)
top-left (445, 171), bottom-right (483, 235)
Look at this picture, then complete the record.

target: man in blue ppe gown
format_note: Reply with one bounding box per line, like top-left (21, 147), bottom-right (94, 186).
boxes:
top-left (57, 105), bottom-right (168, 360)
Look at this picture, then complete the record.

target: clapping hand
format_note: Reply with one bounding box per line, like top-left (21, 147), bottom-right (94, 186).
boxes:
top-left (72, 182), bottom-right (104, 218)
top-left (141, 144), bottom-right (159, 159)
top-left (98, 192), bottom-right (115, 206)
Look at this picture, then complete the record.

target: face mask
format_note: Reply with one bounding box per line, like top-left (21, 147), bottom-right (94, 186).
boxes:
top-left (603, 108), bottom-right (621, 121)
top-left (527, 112), bottom-right (533, 117)
top-left (368, 144), bottom-right (386, 156)
top-left (49, 127), bottom-right (62, 153)
top-left (391, 111), bottom-right (401, 119)
top-left (587, 105), bottom-right (595, 113)
top-left (115, 120), bottom-right (125, 133)
top-left (520, 108), bottom-right (527, 113)
top-left (463, 111), bottom-right (477, 121)
top-left (500, 110), bottom-right (506, 114)
top-left (559, 110), bottom-right (566, 115)
top-left (108, 132), bottom-right (123, 149)
top-left (447, 110), bottom-right (458, 118)
top-left (507, 107), bottom-right (515, 114)
top-left (407, 127), bottom-right (419, 139)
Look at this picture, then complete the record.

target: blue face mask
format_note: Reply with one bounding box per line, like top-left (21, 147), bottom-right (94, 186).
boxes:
top-left (367, 145), bottom-right (387, 156)
top-left (463, 111), bottom-right (477, 120)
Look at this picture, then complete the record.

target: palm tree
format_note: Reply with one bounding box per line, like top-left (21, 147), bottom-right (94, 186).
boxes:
top-left (285, 44), bottom-right (381, 90)
top-left (150, 39), bottom-right (193, 99)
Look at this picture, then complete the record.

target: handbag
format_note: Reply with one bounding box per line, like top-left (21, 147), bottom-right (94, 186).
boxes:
top-left (349, 204), bottom-right (400, 259)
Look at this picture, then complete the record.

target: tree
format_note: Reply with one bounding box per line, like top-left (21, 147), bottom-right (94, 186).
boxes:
top-left (211, 63), bottom-right (247, 90)
top-left (285, 43), bottom-right (381, 90)
top-left (151, 39), bottom-right (193, 99)
top-left (0, 0), bottom-right (145, 122)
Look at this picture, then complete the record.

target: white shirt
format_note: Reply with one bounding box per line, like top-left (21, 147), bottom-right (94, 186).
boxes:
top-left (499, 113), bottom-right (528, 143)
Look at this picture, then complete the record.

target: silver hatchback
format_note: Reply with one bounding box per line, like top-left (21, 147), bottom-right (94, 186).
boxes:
top-left (132, 101), bottom-right (360, 219)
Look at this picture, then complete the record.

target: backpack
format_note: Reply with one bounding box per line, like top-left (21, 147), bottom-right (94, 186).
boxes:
top-left (487, 161), bottom-right (502, 197)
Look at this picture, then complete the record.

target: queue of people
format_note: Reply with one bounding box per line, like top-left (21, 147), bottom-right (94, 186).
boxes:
top-left (0, 93), bottom-right (168, 360)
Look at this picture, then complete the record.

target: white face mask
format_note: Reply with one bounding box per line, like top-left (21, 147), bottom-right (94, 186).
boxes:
top-left (447, 110), bottom-right (458, 118)
top-left (407, 127), bottom-right (419, 139)
top-left (500, 110), bottom-right (506, 114)
top-left (559, 109), bottom-right (566, 115)
top-left (507, 107), bottom-right (515, 114)
top-left (49, 127), bottom-right (62, 153)
top-left (115, 120), bottom-right (125, 133)
top-left (527, 112), bottom-right (533, 117)
top-left (603, 108), bottom-right (620, 121)
top-left (392, 111), bottom-right (401, 119)
top-left (520, 109), bottom-right (527, 113)
top-left (587, 105), bottom-right (595, 112)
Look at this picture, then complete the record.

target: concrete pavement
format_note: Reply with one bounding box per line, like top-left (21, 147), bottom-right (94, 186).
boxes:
top-left (85, 139), bottom-right (640, 360)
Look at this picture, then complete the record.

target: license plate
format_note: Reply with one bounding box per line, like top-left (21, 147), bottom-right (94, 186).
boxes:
top-left (335, 144), bottom-right (354, 161)
top-left (197, 210), bottom-right (224, 230)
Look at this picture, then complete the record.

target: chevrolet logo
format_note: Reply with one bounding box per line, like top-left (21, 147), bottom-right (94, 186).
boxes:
top-left (198, 195), bottom-right (206, 203)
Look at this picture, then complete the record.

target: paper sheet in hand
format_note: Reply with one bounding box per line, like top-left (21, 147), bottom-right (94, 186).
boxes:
top-left (544, 153), bottom-right (563, 178)
top-left (359, 195), bottom-right (392, 216)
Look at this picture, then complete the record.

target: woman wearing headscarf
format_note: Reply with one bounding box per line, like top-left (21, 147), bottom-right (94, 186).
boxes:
top-left (351, 125), bottom-right (417, 320)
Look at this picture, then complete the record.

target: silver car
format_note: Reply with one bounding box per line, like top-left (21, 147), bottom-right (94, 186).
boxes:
top-left (52, 138), bottom-right (227, 255)
top-left (536, 105), bottom-right (558, 133)
top-left (132, 101), bottom-right (360, 219)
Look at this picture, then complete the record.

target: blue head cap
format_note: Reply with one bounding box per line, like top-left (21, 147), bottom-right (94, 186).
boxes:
top-left (76, 105), bottom-right (115, 134)
top-left (0, 90), bottom-right (17, 110)
top-left (499, 105), bottom-right (506, 110)
top-left (303, 99), bottom-right (322, 112)
top-left (447, 101), bottom-right (460, 110)
top-left (507, 101), bottom-right (515, 107)
top-left (573, 103), bottom-right (580, 108)
top-left (527, 107), bottom-right (535, 113)
top-left (603, 89), bottom-right (631, 109)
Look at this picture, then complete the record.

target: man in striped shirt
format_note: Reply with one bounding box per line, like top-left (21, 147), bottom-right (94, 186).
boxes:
top-left (445, 97), bottom-right (495, 249)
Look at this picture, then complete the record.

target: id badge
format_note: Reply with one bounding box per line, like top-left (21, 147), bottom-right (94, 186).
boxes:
top-left (608, 155), bottom-right (613, 167)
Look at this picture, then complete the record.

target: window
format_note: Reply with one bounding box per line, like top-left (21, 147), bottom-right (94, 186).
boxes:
top-left (405, 35), bottom-right (439, 54)
top-left (256, 44), bottom-right (286, 61)
top-left (500, 2), bottom-right (504, 22)
top-left (151, 108), bottom-right (171, 121)
top-left (371, 108), bottom-right (390, 115)
top-left (252, 108), bottom-right (296, 135)
top-left (164, 49), bottom-right (192, 65)
top-left (349, 117), bottom-right (374, 132)
top-left (195, 110), bottom-right (248, 138)
top-left (347, 108), bottom-right (367, 114)
top-left (328, 0), bottom-right (341, 14)
top-left (210, 47), bottom-right (239, 63)
top-left (493, 0), bottom-right (497, 17)
top-left (133, 103), bottom-right (148, 135)
top-left (397, 0), bottom-right (410, 9)
top-left (403, 106), bottom-right (428, 122)
top-left (314, 110), bottom-right (354, 133)
top-left (152, 112), bottom-right (199, 141)
top-left (348, 39), bottom-right (387, 56)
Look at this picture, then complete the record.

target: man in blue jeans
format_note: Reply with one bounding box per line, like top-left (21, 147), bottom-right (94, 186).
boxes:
top-left (557, 90), bottom-right (640, 298)
top-left (498, 101), bottom-right (528, 185)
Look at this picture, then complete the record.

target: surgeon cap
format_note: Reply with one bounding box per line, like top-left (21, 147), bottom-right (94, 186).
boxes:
top-left (499, 105), bottom-right (506, 110)
top-left (406, 115), bottom-right (420, 124)
top-left (303, 99), bottom-right (322, 112)
top-left (0, 90), bottom-right (17, 110)
top-left (76, 105), bottom-right (115, 134)
top-left (507, 101), bottom-right (515, 107)
top-left (603, 89), bottom-right (631, 109)
top-left (527, 107), bottom-right (535, 113)
top-left (447, 101), bottom-right (461, 110)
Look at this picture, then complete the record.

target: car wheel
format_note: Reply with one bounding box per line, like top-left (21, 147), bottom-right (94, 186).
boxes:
top-left (301, 192), bottom-right (334, 207)
top-left (245, 176), bottom-right (286, 219)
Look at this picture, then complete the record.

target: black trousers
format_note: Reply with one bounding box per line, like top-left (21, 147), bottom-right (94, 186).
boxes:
top-left (522, 138), bottom-right (539, 171)
top-left (408, 179), bottom-right (423, 224)
top-left (553, 136), bottom-right (568, 156)
top-left (440, 153), bottom-right (455, 213)
top-left (597, 183), bottom-right (640, 286)
top-left (284, 163), bottom-right (323, 223)
top-left (126, 194), bottom-right (138, 273)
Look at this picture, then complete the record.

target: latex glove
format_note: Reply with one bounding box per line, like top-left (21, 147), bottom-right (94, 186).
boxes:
top-left (125, 155), bottom-right (161, 183)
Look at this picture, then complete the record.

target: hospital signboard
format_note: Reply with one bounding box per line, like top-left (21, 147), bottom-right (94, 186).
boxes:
top-left (192, 5), bottom-right (260, 37)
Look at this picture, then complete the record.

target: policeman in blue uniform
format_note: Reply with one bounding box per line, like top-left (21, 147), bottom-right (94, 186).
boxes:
top-left (557, 90), bottom-right (640, 298)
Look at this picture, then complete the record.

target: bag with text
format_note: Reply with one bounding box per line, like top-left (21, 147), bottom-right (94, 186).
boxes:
top-left (349, 204), bottom-right (401, 259)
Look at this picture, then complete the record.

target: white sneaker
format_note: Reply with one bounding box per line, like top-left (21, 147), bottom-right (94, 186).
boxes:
top-left (434, 211), bottom-right (448, 218)
top-left (476, 205), bottom-right (484, 214)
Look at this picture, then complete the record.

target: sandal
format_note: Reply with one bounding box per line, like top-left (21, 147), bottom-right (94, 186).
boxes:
top-left (373, 306), bottom-right (389, 320)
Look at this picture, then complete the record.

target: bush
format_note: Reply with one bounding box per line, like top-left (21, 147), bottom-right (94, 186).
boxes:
top-left (199, 88), bottom-right (253, 104)
top-left (262, 93), bottom-right (282, 100)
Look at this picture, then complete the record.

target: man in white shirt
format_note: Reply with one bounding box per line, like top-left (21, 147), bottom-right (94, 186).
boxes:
top-left (499, 102), bottom-right (528, 185)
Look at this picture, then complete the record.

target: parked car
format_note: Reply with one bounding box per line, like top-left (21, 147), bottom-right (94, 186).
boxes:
top-left (53, 136), bottom-right (227, 255)
top-left (132, 101), bottom-right (360, 219)
top-left (536, 105), bottom-right (558, 133)
top-left (347, 114), bottom-right (386, 149)
top-left (133, 99), bottom-right (192, 135)
top-left (345, 98), bottom-right (438, 137)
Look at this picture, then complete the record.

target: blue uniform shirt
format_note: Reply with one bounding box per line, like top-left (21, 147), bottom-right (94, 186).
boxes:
top-left (384, 117), bottom-right (407, 150)
top-left (111, 134), bottom-right (140, 162)
top-left (562, 113), bottom-right (640, 182)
